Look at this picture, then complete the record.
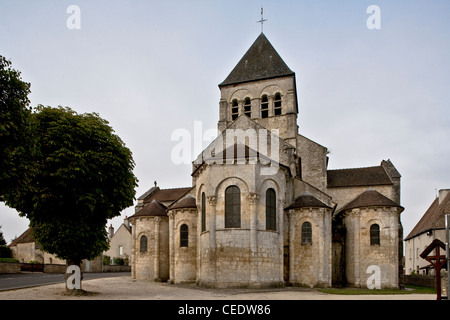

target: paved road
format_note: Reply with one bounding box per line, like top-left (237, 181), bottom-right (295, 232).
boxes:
top-left (0, 272), bottom-right (130, 291)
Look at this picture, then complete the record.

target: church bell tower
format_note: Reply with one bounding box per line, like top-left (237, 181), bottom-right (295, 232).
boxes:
top-left (217, 33), bottom-right (299, 147)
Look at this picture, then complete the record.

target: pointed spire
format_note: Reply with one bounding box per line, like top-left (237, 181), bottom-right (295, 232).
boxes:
top-left (219, 33), bottom-right (294, 87)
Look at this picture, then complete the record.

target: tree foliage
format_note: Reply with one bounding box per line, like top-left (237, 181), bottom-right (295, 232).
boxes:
top-left (6, 106), bottom-right (138, 264)
top-left (0, 55), bottom-right (32, 199)
top-left (0, 226), bottom-right (7, 246)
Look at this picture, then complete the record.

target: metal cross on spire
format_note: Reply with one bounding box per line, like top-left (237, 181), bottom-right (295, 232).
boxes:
top-left (257, 7), bottom-right (268, 33)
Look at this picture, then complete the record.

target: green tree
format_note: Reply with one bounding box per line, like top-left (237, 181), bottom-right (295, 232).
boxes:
top-left (0, 226), bottom-right (7, 246)
top-left (0, 55), bottom-right (32, 200)
top-left (6, 106), bottom-right (138, 291)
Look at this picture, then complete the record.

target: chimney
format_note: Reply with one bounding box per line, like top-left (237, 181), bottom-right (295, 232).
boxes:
top-left (124, 216), bottom-right (130, 229)
top-left (439, 189), bottom-right (450, 205)
top-left (108, 224), bottom-right (115, 240)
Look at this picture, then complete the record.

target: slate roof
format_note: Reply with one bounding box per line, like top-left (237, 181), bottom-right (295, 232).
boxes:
top-left (285, 194), bottom-right (332, 210)
top-left (219, 33), bottom-right (295, 87)
top-left (338, 190), bottom-right (403, 213)
top-left (327, 166), bottom-right (393, 188)
top-left (405, 192), bottom-right (450, 241)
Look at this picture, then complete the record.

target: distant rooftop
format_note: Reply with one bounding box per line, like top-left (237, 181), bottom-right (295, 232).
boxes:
top-left (9, 228), bottom-right (33, 247)
top-left (405, 191), bottom-right (450, 240)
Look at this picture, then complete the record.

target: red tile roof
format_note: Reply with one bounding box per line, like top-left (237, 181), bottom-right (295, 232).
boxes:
top-left (285, 194), bottom-right (332, 210)
top-left (129, 200), bottom-right (168, 219)
top-left (167, 196), bottom-right (197, 210)
top-left (142, 187), bottom-right (191, 203)
top-left (9, 227), bottom-right (34, 247)
top-left (339, 189), bottom-right (403, 213)
top-left (327, 166), bottom-right (393, 188)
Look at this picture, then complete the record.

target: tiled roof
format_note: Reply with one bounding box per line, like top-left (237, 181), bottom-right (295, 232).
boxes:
top-left (9, 227), bottom-right (34, 247)
top-left (405, 192), bottom-right (450, 240)
top-left (339, 190), bottom-right (403, 213)
top-left (167, 196), bottom-right (197, 210)
top-left (219, 33), bottom-right (295, 87)
top-left (285, 194), bottom-right (332, 210)
top-left (141, 187), bottom-right (191, 203)
top-left (129, 200), bottom-right (168, 218)
top-left (327, 166), bottom-right (393, 188)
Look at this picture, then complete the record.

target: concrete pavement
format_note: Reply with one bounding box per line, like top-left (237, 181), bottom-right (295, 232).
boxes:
top-left (0, 274), bottom-right (435, 300)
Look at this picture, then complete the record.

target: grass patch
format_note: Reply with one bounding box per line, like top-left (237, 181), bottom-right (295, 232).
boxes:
top-left (404, 285), bottom-right (436, 294)
top-left (318, 285), bottom-right (436, 295)
top-left (0, 258), bottom-right (19, 263)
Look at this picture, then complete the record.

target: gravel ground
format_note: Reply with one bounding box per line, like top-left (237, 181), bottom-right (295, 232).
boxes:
top-left (0, 275), bottom-right (435, 300)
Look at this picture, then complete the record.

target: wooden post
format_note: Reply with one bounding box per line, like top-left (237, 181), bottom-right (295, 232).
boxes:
top-left (420, 239), bottom-right (447, 300)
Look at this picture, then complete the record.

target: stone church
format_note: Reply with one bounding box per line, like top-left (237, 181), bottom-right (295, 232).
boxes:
top-left (129, 33), bottom-right (404, 289)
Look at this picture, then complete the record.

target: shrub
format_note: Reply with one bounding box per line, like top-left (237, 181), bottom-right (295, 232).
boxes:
top-left (28, 260), bottom-right (41, 264)
top-left (102, 255), bottom-right (111, 265)
top-left (0, 245), bottom-right (11, 258)
top-left (113, 257), bottom-right (125, 266)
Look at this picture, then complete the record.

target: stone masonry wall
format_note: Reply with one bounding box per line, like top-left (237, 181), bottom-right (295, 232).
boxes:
top-left (288, 207), bottom-right (332, 288)
top-left (131, 216), bottom-right (169, 281)
top-left (170, 208), bottom-right (197, 284)
top-left (344, 207), bottom-right (400, 288)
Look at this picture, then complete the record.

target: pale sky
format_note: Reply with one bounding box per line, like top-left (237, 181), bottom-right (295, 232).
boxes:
top-left (0, 0), bottom-right (449, 245)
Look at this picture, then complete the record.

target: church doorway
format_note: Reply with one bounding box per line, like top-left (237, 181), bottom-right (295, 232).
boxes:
top-left (332, 217), bottom-right (346, 287)
top-left (283, 245), bottom-right (289, 284)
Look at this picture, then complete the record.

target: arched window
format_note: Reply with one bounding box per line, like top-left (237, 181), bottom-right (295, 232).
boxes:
top-left (231, 99), bottom-right (239, 120)
top-left (225, 186), bottom-right (241, 228)
top-left (180, 224), bottom-right (189, 247)
top-left (266, 188), bottom-right (276, 231)
top-left (261, 95), bottom-right (269, 118)
top-left (140, 235), bottom-right (148, 252)
top-left (244, 97), bottom-right (251, 117)
top-left (274, 93), bottom-right (282, 116)
top-left (301, 222), bottom-right (312, 244)
top-left (370, 224), bottom-right (380, 245)
top-left (201, 192), bottom-right (206, 232)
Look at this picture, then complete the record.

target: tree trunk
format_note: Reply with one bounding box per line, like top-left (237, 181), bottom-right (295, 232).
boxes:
top-left (65, 259), bottom-right (84, 293)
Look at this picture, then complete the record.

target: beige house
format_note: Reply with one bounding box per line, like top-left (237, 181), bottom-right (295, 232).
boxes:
top-left (9, 228), bottom-right (65, 265)
top-left (129, 33), bottom-right (404, 289)
top-left (404, 189), bottom-right (450, 275)
top-left (9, 227), bottom-right (102, 271)
top-left (104, 217), bottom-right (132, 264)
